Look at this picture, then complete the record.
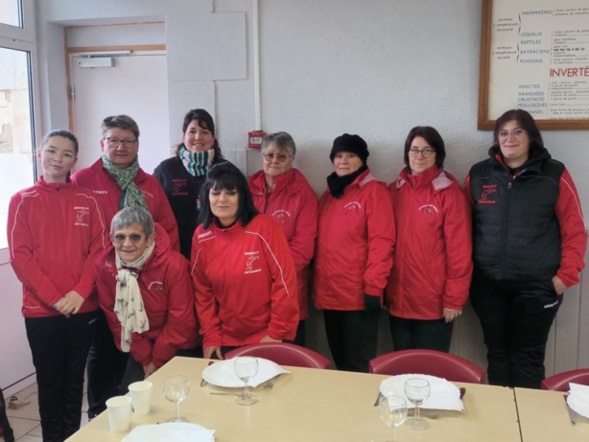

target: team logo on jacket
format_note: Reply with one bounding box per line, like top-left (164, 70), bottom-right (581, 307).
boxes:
top-left (271, 209), bottom-right (291, 225)
top-left (74, 206), bottom-right (90, 226)
top-left (418, 204), bottom-right (439, 214)
top-left (478, 184), bottom-right (497, 205)
top-left (172, 179), bottom-right (188, 196)
top-left (344, 201), bottom-right (362, 211)
top-left (244, 251), bottom-right (261, 274)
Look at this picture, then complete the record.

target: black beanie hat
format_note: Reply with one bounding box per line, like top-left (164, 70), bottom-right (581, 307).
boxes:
top-left (329, 133), bottom-right (369, 164)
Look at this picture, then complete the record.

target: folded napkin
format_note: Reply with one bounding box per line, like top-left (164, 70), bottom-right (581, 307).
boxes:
top-left (202, 357), bottom-right (290, 388)
top-left (379, 373), bottom-right (464, 411)
top-left (122, 423), bottom-right (215, 442)
top-left (567, 382), bottom-right (589, 419)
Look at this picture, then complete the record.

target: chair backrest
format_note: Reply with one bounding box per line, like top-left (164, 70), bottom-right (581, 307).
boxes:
top-left (224, 343), bottom-right (332, 369)
top-left (369, 349), bottom-right (486, 384)
top-left (541, 369), bottom-right (589, 392)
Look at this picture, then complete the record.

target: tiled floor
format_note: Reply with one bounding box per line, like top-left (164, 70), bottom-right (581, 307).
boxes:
top-left (4, 382), bottom-right (89, 441)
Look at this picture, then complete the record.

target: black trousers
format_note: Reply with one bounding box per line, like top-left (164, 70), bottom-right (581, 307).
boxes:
top-left (388, 315), bottom-right (453, 352)
top-left (119, 346), bottom-right (203, 392)
top-left (0, 386), bottom-right (15, 442)
top-left (86, 310), bottom-right (128, 418)
top-left (294, 320), bottom-right (307, 347)
top-left (323, 309), bottom-right (379, 373)
top-left (25, 311), bottom-right (97, 442)
top-left (470, 276), bottom-right (562, 389)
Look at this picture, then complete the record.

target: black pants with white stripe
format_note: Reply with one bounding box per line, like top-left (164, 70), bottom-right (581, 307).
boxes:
top-left (25, 311), bottom-right (97, 442)
top-left (470, 276), bottom-right (562, 389)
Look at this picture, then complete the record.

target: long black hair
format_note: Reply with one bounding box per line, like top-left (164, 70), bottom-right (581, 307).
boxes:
top-left (198, 163), bottom-right (258, 229)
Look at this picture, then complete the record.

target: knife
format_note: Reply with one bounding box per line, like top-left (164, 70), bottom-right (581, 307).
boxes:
top-left (373, 391), bottom-right (384, 407)
top-left (564, 395), bottom-right (577, 425)
top-left (200, 360), bottom-right (215, 387)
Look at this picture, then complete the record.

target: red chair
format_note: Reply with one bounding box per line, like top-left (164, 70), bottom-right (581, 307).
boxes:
top-left (369, 349), bottom-right (486, 384)
top-left (541, 369), bottom-right (589, 392)
top-left (224, 343), bottom-right (332, 369)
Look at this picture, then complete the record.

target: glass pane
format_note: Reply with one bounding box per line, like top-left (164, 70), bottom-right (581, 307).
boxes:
top-left (0, 46), bottom-right (34, 249)
top-left (0, 0), bottom-right (21, 27)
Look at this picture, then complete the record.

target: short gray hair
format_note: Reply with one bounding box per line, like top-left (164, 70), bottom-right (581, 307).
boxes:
top-left (101, 114), bottom-right (140, 139)
top-left (110, 207), bottom-right (154, 237)
top-left (260, 131), bottom-right (296, 157)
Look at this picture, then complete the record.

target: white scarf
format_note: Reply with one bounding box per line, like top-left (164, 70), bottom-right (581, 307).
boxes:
top-left (114, 243), bottom-right (155, 352)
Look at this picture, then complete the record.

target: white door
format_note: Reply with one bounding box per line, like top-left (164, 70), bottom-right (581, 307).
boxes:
top-left (70, 52), bottom-right (170, 174)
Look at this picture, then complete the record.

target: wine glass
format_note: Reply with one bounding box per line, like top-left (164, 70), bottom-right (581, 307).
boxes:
top-left (234, 357), bottom-right (259, 406)
top-left (163, 375), bottom-right (190, 422)
top-left (379, 394), bottom-right (407, 442)
top-left (404, 378), bottom-right (431, 430)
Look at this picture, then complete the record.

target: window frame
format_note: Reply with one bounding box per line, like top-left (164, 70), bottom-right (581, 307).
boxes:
top-left (0, 0), bottom-right (39, 263)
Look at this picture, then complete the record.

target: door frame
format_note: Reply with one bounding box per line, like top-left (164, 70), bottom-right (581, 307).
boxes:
top-left (65, 43), bottom-right (166, 131)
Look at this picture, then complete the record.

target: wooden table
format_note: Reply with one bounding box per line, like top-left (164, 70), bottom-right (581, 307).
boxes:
top-left (515, 387), bottom-right (589, 442)
top-left (67, 357), bottom-right (521, 441)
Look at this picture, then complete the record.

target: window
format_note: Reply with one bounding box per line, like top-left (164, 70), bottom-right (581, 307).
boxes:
top-left (0, 47), bottom-right (34, 249)
top-left (0, 0), bottom-right (22, 28)
top-left (0, 0), bottom-right (35, 254)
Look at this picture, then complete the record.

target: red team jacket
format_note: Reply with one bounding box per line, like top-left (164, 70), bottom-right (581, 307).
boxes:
top-left (8, 177), bottom-right (107, 318)
top-left (386, 167), bottom-right (472, 319)
top-left (248, 168), bottom-right (318, 320)
top-left (191, 214), bottom-right (299, 349)
top-left (314, 169), bottom-right (395, 310)
top-left (71, 159), bottom-right (180, 250)
top-left (95, 224), bottom-right (199, 368)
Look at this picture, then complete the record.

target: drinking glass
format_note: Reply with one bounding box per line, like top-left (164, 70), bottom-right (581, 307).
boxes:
top-left (234, 357), bottom-right (259, 406)
top-left (404, 378), bottom-right (430, 430)
top-left (379, 394), bottom-right (407, 442)
top-left (163, 375), bottom-right (190, 422)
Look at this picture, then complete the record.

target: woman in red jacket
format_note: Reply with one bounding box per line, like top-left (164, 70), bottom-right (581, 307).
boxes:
top-left (95, 207), bottom-right (199, 389)
top-left (192, 162), bottom-right (299, 360)
top-left (314, 134), bottom-right (395, 372)
top-left (248, 132), bottom-right (318, 346)
top-left (8, 130), bottom-right (106, 442)
top-left (386, 126), bottom-right (472, 352)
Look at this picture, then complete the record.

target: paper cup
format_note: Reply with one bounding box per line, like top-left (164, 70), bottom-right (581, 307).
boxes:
top-left (106, 395), bottom-right (132, 432)
top-left (128, 380), bottom-right (153, 415)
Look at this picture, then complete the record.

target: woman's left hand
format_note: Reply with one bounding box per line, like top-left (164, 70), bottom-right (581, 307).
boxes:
top-left (144, 362), bottom-right (157, 378)
top-left (56, 291), bottom-right (84, 317)
top-left (443, 308), bottom-right (462, 323)
top-left (552, 275), bottom-right (567, 295)
top-left (260, 335), bottom-right (282, 343)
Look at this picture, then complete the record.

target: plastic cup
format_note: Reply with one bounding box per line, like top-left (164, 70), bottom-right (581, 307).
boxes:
top-left (105, 395), bottom-right (132, 432)
top-left (128, 380), bottom-right (153, 415)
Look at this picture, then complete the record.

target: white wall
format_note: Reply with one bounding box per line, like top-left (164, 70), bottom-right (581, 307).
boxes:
top-left (17, 0), bottom-right (587, 384)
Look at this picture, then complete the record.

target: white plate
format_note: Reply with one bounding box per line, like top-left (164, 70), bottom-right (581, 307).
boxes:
top-left (379, 373), bottom-right (464, 411)
top-left (202, 357), bottom-right (290, 388)
top-left (567, 394), bottom-right (589, 419)
top-left (122, 423), bottom-right (215, 442)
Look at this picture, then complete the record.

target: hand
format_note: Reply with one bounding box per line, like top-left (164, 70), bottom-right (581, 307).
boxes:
top-left (204, 346), bottom-right (223, 360)
top-left (364, 294), bottom-right (381, 314)
top-left (143, 362), bottom-right (157, 378)
top-left (55, 291), bottom-right (85, 317)
top-left (260, 335), bottom-right (281, 343)
top-left (443, 308), bottom-right (462, 323)
top-left (552, 275), bottom-right (567, 295)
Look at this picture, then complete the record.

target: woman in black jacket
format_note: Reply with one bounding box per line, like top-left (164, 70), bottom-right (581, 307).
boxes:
top-left (465, 109), bottom-right (586, 389)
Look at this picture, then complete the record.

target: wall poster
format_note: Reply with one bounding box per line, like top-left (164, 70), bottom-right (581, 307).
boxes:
top-left (478, 0), bottom-right (589, 129)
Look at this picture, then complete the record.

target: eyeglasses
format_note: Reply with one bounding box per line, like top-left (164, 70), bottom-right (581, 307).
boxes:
top-left (409, 148), bottom-right (436, 158)
top-left (263, 152), bottom-right (292, 162)
top-left (105, 137), bottom-right (138, 148)
top-left (42, 147), bottom-right (76, 162)
top-left (497, 128), bottom-right (526, 139)
top-left (112, 233), bottom-right (144, 244)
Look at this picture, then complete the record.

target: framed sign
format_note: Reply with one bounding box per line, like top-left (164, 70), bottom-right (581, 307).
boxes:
top-left (478, 0), bottom-right (589, 129)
